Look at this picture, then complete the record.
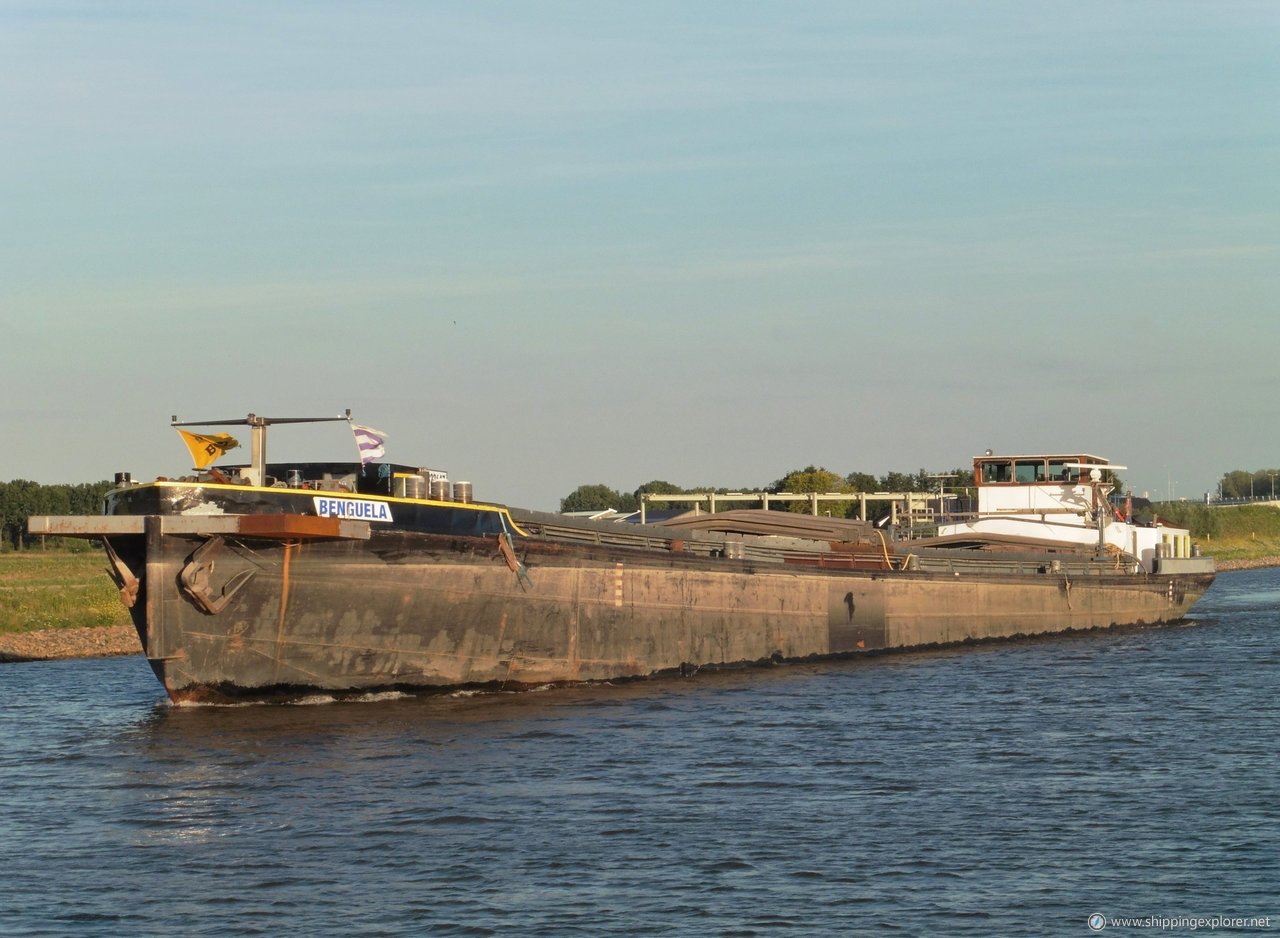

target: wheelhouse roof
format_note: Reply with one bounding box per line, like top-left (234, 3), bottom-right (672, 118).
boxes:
top-left (973, 453), bottom-right (1110, 463)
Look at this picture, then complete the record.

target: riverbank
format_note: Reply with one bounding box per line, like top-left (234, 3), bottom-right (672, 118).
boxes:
top-left (0, 623), bottom-right (140, 662)
top-left (1213, 556), bottom-right (1280, 572)
top-left (0, 550), bottom-right (136, 661)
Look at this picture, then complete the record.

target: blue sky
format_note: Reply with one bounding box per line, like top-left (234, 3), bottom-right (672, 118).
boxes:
top-left (2, 1), bottom-right (1276, 509)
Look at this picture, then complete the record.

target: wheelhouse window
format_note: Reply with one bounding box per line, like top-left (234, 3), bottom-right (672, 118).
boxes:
top-left (976, 454), bottom-right (1109, 486)
top-left (1014, 459), bottom-right (1044, 483)
top-left (981, 460), bottom-right (1012, 484)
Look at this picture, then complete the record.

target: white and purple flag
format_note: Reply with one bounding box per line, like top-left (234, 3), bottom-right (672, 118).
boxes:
top-left (352, 424), bottom-right (387, 464)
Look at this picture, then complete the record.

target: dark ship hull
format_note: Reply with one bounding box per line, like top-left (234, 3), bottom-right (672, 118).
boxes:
top-left (33, 478), bottom-right (1214, 703)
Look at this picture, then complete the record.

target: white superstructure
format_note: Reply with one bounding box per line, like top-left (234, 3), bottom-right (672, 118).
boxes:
top-left (936, 453), bottom-right (1195, 573)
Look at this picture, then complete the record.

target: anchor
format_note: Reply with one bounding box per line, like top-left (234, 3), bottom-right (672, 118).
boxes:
top-left (103, 539), bottom-right (140, 609)
top-left (179, 535), bottom-right (254, 615)
top-left (497, 532), bottom-right (532, 591)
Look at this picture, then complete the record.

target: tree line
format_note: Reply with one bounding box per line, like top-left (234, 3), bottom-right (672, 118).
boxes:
top-left (562, 464), bottom-right (1280, 518)
top-left (0, 480), bottom-right (115, 550)
top-left (1218, 469), bottom-right (1280, 500)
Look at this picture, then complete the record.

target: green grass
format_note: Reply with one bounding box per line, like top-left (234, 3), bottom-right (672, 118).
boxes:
top-left (1148, 502), bottom-right (1280, 563)
top-left (0, 551), bottom-right (132, 634)
top-left (1192, 532), bottom-right (1280, 564)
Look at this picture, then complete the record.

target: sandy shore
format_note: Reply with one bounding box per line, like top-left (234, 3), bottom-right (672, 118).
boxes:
top-left (0, 623), bottom-right (140, 662)
top-left (1213, 556), bottom-right (1280, 571)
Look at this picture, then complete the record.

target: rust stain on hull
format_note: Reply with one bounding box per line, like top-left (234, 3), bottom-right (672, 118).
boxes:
top-left (112, 528), bottom-right (1213, 704)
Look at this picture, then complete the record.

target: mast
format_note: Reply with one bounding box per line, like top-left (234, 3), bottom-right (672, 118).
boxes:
top-left (171, 410), bottom-right (352, 486)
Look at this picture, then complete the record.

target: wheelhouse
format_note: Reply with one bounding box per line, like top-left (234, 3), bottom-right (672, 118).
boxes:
top-left (974, 453), bottom-right (1116, 487)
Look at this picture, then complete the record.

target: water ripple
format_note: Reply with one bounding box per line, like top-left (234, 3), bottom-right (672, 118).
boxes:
top-left (0, 569), bottom-right (1276, 936)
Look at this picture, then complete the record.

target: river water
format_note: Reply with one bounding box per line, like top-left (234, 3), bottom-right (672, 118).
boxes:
top-left (2, 569), bottom-right (1276, 936)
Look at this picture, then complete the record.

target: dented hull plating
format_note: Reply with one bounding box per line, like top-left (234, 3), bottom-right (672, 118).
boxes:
top-left (101, 523), bottom-right (1212, 703)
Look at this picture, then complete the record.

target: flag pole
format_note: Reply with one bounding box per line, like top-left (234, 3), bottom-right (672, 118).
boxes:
top-left (171, 411), bottom-right (351, 487)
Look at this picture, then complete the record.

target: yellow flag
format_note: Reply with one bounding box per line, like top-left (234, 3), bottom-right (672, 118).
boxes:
top-left (177, 429), bottom-right (240, 469)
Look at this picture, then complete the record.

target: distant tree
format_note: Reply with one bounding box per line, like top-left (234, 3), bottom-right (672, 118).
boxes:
top-left (68, 481), bottom-right (114, 515)
top-left (770, 466), bottom-right (855, 516)
top-left (845, 471), bottom-right (878, 492)
top-left (878, 471), bottom-right (915, 493)
top-left (629, 479), bottom-right (688, 513)
top-left (1218, 468), bottom-right (1280, 500)
top-left (559, 484), bottom-right (636, 514)
top-left (1261, 470), bottom-right (1280, 500)
top-left (912, 467), bottom-right (976, 495)
top-left (0, 480), bottom-right (115, 549)
top-left (946, 468), bottom-right (976, 508)
top-left (633, 479), bottom-right (684, 498)
top-left (0, 480), bottom-right (42, 549)
top-left (689, 483), bottom-right (755, 513)
top-left (1219, 470), bottom-right (1250, 499)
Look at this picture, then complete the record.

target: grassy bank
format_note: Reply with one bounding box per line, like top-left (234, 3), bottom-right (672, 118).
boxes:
top-left (0, 551), bottom-right (131, 634)
top-left (1146, 503), bottom-right (1280, 567)
top-left (1195, 534), bottom-right (1280, 566)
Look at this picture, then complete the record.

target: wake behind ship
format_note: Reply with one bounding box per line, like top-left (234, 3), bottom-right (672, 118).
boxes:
top-left (31, 413), bottom-right (1215, 703)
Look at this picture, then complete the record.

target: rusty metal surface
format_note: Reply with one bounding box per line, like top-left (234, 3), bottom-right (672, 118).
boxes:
top-left (121, 525), bottom-right (1213, 703)
top-left (103, 539), bottom-right (140, 608)
top-left (28, 515), bottom-right (146, 536)
top-left (656, 509), bottom-right (879, 541)
top-left (232, 515), bottom-right (370, 540)
top-left (28, 514), bottom-right (370, 540)
top-left (178, 536), bottom-right (256, 614)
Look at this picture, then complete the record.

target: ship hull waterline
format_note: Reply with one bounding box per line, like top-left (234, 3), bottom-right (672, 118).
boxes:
top-left (102, 525), bottom-right (1213, 704)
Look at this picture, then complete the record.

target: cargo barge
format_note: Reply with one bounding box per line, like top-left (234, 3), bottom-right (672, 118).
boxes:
top-left (30, 414), bottom-right (1215, 703)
